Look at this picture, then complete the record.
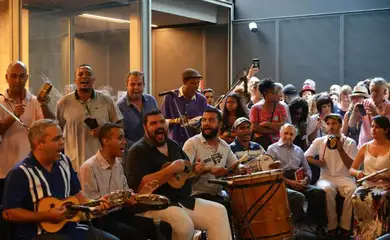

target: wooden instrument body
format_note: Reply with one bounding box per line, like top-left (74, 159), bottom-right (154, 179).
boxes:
top-left (227, 170), bottom-right (293, 240)
top-left (37, 196), bottom-right (83, 233)
top-left (37, 82), bottom-right (53, 102)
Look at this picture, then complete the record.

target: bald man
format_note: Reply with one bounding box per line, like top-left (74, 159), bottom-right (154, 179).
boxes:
top-left (0, 61), bottom-right (53, 203)
top-left (267, 124), bottom-right (327, 236)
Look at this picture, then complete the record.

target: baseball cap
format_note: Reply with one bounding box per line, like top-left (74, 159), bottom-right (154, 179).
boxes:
top-left (283, 84), bottom-right (297, 95)
top-left (182, 68), bottom-right (202, 80)
top-left (233, 117), bottom-right (251, 129)
top-left (350, 85), bottom-right (369, 99)
top-left (299, 85), bottom-right (316, 97)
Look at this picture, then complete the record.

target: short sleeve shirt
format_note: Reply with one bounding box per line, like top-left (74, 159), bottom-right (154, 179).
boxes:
top-left (183, 134), bottom-right (238, 196)
top-left (56, 90), bottom-right (123, 172)
top-left (249, 102), bottom-right (288, 143)
top-left (2, 153), bottom-right (81, 240)
top-left (124, 138), bottom-right (195, 209)
top-left (0, 90), bottom-right (43, 178)
top-left (304, 136), bottom-right (358, 177)
top-left (79, 150), bottom-right (130, 199)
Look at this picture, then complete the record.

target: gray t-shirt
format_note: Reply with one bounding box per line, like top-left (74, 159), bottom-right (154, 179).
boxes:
top-left (183, 134), bottom-right (238, 196)
top-left (57, 90), bottom-right (123, 171)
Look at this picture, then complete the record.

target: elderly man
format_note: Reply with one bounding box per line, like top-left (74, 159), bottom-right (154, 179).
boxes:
top-left (349, 77), bottom-right (390, 147)
top-left (117, 71), bottom-right (158, 149)
top-left (305, 114), bottom-right (357, 238)
top-left (267, 124), bottom-right (327, 236)
top-left (161, 68), bottom-right (207, 146)
top-left (56, 64), bottom-right (123, 171)
top-left (0, 61), bottom-right (54, 203)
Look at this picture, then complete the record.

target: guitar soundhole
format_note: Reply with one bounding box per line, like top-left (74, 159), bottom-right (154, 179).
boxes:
top-left (50, 203), bottom-right (55, 208)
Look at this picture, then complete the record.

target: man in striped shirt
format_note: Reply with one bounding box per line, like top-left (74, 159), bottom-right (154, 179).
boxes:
top-left (2, 119), bottom-right (117, 240)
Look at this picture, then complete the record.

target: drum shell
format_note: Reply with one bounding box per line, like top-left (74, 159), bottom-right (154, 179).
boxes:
top-left (227, 171), bottom-right (293, 240)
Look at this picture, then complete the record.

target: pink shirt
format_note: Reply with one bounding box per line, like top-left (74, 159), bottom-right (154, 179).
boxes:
top-left (358, 99), bottom-right (390, 148)
top-left (250, 102), bottom-right (288, 143)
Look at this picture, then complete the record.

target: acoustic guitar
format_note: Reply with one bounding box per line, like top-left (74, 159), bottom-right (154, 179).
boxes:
top-left (38, 190), bottom-right (132, 233)
top-left (164, 154), bottom-right (249, 189)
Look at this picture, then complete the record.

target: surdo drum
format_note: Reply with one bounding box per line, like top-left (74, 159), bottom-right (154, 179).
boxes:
top-left (226, 170), bottom-right (293, 240)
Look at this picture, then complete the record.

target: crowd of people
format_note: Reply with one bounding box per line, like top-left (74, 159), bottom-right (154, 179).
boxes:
top-left (0, 60), bottom-right (390, 240)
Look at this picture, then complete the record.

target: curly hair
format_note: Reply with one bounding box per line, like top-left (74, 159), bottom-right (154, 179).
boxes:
top-left (289, 97), bottom-right (309, 122)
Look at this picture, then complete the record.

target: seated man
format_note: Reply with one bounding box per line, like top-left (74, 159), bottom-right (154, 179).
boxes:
top-left (79, 122), bottom-right (172, 240)
top-left (183, 108), bottom-right (241, 202)
top-left (267, 123), bottom-right (327, 236)
top-left (229, 117), bottom-right (266, 161)
top-left (2, 119), bottom-right (118, 240)
top-left (305, 114), bottom-right (357, 238)
top-left (124, 110), bottom-right (231, 240)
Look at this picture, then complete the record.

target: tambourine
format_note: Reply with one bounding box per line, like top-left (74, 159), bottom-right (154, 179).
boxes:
top-left (245, 154), bottom-right (275, 172)
top-left (327, 135), bottom-right (339, 150)
top-left (134, 194), bottom-right (171, 211)
top-left (37, 81), bottom-right (53, 102)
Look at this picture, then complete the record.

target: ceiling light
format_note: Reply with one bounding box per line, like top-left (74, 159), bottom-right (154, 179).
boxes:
top-left (151, 24), bottom-right (158, 28)
top-left (79, 14), bottom-right (130, 23)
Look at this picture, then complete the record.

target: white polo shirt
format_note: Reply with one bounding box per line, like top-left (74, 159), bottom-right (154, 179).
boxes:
top-left (0, 90), bottom-right (43, 178)
top-left (56, 90), bottom-right (123, 172)
top-left (183, 134), bottom-right (238, 196)
top-left (304, 135), bottom-right (357, 177)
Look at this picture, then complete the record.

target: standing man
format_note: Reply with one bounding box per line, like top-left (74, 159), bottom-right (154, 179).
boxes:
top-left (202, 88), bottom-right (215, 106)
top-left (267, 124), bottom-right (327, 236)
top-left (229, 117), bottom-right (265, 160)
top-left (125, 110), bottom-right (231, 240)
top-left (161, 68), bottom-right (207, 146)
top-left (349, 77), bottom-right (390, 147)
top-left (0, 61), bottom-right (54, 203)
top-left (305, 114), bottom-right (357, 238)
top-left (2, 119), bottom-right (117, 240)
top-left (56, 64), bottom-right (123, 172)
top-left (117, 71), bottom-right (158, 149)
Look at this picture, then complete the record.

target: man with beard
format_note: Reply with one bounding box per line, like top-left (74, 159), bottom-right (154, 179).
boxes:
top-left (117, 71), bottom-right (158, 150)
top-left (161, 68), bottom-right (207, 146)
top-left (79, 123), bottom-right (172, 240)
top-left (305, 114), bottom-right (357, 238)
top-left (124, 110), bottom-right (232, 240)
top-left (250, 78), bottom-right (288, 149)
top-left (56, 64), bottom-right (123, 172)
top-left (267, 124), bottom-right (327, 236)
top-left (183, 108), bottom-right (240, 201)
top-left (229, 117), bottom-right (265, 160)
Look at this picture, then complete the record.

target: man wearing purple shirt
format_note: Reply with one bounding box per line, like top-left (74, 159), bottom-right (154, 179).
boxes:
top-left (161, 68), bottom-right (207, 146)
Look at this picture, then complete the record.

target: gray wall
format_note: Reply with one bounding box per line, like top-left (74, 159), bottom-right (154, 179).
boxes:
top-left (233, 0), bottom-right (390, 92)
top-left (152, 25), bottom-right (229, 106)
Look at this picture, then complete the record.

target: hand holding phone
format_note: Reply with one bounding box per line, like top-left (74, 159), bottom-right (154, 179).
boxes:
top-left (252, 58), bottom-right (260, 69)
top-left (357, 104), bottom-right (366, 116)
top-left (84, 117), bottom-right (99, 130)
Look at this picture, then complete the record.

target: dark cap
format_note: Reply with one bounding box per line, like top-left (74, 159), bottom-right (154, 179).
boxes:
top-left (324, 113), bottom-right (343, 124)
top-left (182, 68), bottom-right (202, 80)
top-left (283, 84), bottom-right (297, 95)
top-left (299, 85), bottom-right (316, 97)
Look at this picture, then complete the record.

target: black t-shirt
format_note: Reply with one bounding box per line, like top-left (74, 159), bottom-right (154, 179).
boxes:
top-left (124, 137), bottom-right (195, 209)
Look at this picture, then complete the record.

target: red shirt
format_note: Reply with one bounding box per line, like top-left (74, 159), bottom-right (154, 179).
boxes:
top-left (250, 102), bottom-right (288, 143)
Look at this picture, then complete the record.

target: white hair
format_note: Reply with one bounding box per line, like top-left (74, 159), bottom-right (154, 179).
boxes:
top-left (280, 123), bottom-right (297, 135)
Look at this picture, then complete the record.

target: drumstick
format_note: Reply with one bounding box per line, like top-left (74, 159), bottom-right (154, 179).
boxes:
top-left (226, 154), bottom-right (249, 173)
top-left (357, 168), bottom-right (389, 183)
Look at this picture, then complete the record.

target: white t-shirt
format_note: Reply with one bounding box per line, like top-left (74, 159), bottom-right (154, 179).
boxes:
top-left (0, 91), bottom-right (43, 178)
top-left (304, 135), bottom-right (357, 177)
top-left (183, 134), bottom-right (238, 195)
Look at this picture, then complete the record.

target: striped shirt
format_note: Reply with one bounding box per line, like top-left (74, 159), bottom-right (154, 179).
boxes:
top-left (2, 152), bottom-right (82, 240)
top-left (229, 138), bottom-right (265, 161)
